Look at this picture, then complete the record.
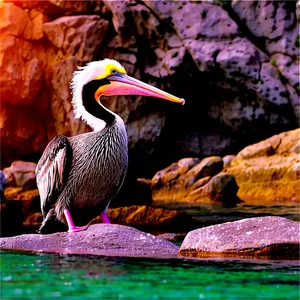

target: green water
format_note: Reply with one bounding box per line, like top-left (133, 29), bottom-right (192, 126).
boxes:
top-left (155, 202), bottom-right (300, 228)
top-left (1, 250), bottom-right (299, 299)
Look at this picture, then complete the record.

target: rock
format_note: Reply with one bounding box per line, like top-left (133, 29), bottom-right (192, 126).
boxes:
top-left (178, 158), bottom-right (200, 175)
top-left (47, 56), bottom-right (89, 136)
top-left (222, 155), bottom-right (236, 168)
top-left (156, 233), bottom-right (186, 243)
top-left (231, 0), bottom-right (294, 40)
top-left (89, 205), bottom-right (196, 232)
top-left (48, 0), bottom-right (105, 15)
top-left (185, 174), bottom-right (240, 204)
top-left (179, 216), bottom-right (300, 259)
top-left (4, 187), bottom-right (39, 203)
top-left (0, 3), bottom-right (49, 40)
top-left (0, 102), bottom-right (49, 167)
top-left (1, 189), bottom-right (41, 236)
top-left (0, 224), bottom-right (179, 258)
top-left (43, 15), bottom-right (109, 61)
top-left (23, 212), bottom-right (43, 233)
top-left (151, 156), bottom-right (225, 202)
top-left (224, 129), bottom-right (300, 202)
top-left (2, 161), bottom-right (37, 188)
top-left (183, 156), bottom-right (224, 182)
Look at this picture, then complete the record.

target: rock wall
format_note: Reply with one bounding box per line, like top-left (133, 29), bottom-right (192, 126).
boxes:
top-left (1, 0), bottom-right (299, 180)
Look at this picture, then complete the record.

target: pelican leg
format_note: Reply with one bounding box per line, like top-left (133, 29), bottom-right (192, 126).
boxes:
top-left (64, 209), bottom-right (88, 232)
top-left (101, 211), bottom-right (111, 224)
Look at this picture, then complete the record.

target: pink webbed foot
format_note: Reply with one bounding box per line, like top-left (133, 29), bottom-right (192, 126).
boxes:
top-left (64, 209), bottom-right (88, 233)
top-left (101, 212), bottom-right (110, 224)
top-left (68, 225), bottom-right (88, 233)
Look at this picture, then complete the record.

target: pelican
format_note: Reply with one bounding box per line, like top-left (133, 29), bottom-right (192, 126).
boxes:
top-left (36, 59), bottom-right (184, 234)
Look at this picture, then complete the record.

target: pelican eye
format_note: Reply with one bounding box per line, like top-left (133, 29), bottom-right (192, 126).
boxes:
top-left (110, 68), bottom-right (119, 75)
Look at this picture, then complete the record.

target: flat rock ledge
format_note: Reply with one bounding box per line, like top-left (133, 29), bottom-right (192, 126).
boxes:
top-left (179, 217), bottom-right (300, 260)
top-left (0, 224), bottom-right (179, 258)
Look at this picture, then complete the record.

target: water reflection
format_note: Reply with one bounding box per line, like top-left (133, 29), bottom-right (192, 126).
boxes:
top-left (154, 201), bottom-right (300, 228)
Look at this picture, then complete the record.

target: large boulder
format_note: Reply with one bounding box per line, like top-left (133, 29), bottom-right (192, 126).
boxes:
top-left (0, 224), bottom-right (179, 258)
top-left (224, 129), bottom-right (300, 202)
top-left (179, 216), bottom-right (300, 259)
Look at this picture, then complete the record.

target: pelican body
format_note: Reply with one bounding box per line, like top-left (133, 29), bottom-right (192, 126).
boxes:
top-left (36, 59), bottom-right (184, 233)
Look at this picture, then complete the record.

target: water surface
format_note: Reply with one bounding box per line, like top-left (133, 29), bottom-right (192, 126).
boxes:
top-left (155, 201), bottom-right (300, 228)
top-left (1, 250), bottom-right (299, 299)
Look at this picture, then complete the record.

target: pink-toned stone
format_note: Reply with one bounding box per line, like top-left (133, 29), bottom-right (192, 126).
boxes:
top-left (180, 216), bottom-right (300, 259)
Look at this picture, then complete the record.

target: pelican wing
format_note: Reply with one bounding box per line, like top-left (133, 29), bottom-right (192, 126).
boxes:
top-left (36, 135), bottom-right (71, 217)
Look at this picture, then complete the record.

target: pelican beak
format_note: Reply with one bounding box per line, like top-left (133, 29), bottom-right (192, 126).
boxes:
top-left (96, 73), bottom-right (185, 105)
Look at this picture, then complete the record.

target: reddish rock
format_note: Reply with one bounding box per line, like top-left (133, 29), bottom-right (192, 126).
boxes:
top-left (23, 212), bottom-right (43, 232)
top-left (89, 205), bottom-right (196, 232)
top-left (179, 216), bottom-right (300, 259)
top-left (4, 187), bottom-right (39, 202)
top-left (43, 15), bottom-right (109, 61)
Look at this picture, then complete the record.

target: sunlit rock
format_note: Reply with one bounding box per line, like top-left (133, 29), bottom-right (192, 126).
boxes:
top-left (89, 205), bottom-right (196, 232)
top-left (150, 156), bottom-right (237, 204)
top-left (180, 216), bottom-right (300, 259)
top-left (224, 129), bottom-right (300, 202)
top-left (185, 173), bottom-right (239, 204)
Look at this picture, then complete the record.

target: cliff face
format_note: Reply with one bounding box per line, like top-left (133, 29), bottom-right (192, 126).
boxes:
top-left (1, 0), bottom-right (299, 177)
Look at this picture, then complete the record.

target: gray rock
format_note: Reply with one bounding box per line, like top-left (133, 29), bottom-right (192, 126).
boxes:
top-left (231, 0), bottom-right (294, 40)
top-left (0, 224), bottom-right (179, 258)
top-left (179, 216), bottom-right (300, 259)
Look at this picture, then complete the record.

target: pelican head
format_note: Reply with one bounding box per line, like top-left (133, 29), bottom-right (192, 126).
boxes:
top-left (71, 58), bottom-right (185, 130)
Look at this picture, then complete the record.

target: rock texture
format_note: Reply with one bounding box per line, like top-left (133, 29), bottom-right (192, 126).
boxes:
top-left (151, 156), bottom-right (240, 204)
top-left (224, 129), bottom-right (300, 202)
top-left (2, 161), bottom-right (37, 188)
top-left (89, 205), bottom-right (197, 232)
top-left (1, 0), bottom-right (298, 182)
top-left (150, 128), bottom-right (300, 203)
top-left (0, 224), bottom-right (179, 258)
top-left (179, 216), bottom-right (300, 259)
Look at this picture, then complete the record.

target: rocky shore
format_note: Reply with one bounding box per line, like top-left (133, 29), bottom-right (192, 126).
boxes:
top-left (0, 0), bottom-right (299, 261)
top-left (1, 129), bottom-right (299, 260)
